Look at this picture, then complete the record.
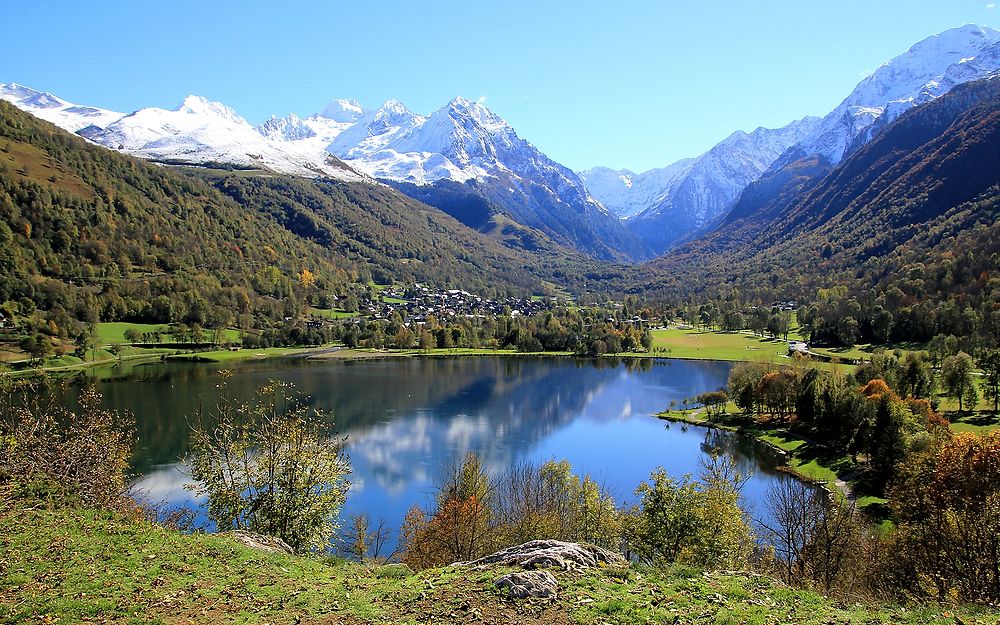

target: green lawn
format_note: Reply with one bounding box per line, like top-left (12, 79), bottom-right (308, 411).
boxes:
top-left (949, 410), bottom-right (1000, 434)
top-left (93, 322), bottom-right (170, 345)
top-left (806, 341), bottom-right (928, 363)
top-left (94, 322), bottom-right (241, 345)
top-left (651, 328), bottom-right (791, 362)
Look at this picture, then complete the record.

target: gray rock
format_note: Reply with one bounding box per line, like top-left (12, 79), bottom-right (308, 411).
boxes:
top-left (495, 570), bottom-right (558, 600)
top-left (227, 530), bottom-right (294, 554)
top-left (465, 539), bottom-right (625, 571)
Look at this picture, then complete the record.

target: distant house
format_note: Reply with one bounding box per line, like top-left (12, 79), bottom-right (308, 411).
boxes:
top-left (788, 341), bottom-right (809, 353)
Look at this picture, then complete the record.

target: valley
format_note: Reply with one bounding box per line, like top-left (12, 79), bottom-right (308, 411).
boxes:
top-left (2, 12), bottom-right (1000, 625)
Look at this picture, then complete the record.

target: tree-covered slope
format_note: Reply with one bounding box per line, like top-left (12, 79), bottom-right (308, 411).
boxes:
top-left (635, 76), bottom-right (1000, 312)
top-left (0, 102), bottom-right (588, 332)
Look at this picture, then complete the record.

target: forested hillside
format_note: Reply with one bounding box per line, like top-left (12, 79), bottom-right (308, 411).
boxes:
top-left (0, 102), bottom-right (589, 339)
top-left (628, 77), bottom-right (1000, 349)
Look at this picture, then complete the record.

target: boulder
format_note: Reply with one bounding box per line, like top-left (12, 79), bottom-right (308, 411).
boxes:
top-left (494, 570), bottom-right (558, 600)
top-left (465, 539), bottom-right (625, 571)
top-left (227, 530), bottom-right (294, 554)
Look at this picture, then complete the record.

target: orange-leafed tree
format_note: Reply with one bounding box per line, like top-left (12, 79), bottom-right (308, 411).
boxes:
top-left (888, 431), bottom-right (1000, 601)
top-left (400, 453), bottom-right (496, 569)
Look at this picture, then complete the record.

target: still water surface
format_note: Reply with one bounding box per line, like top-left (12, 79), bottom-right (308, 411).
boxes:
top-left (79, 356), bottom-right (789, 543)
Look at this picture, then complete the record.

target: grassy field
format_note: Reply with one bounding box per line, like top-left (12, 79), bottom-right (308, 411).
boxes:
top-left (806, 341), bottom-right (928, 363)
top-left (93, 322), bottom-right (241, 345)
top-left (650, 328), bottom-right (794, 362)
top-left (1, 503), bottom-right (988, 625)
top-left (949, 410), bottom-right (1000, 434)
top-left (93, 322), bottom-right (170, 344)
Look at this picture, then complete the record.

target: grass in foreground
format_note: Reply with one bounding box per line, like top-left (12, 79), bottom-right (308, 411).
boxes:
top-left (1, 504), bottom-right (992, 625)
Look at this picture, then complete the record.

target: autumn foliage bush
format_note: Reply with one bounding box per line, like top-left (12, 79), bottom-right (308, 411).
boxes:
top-left (399, 454), bottom-right (621, 570)
top-left (888, 430), bottom-right (1000, 602)
top-left (0, 377), bottom-right (134, 507)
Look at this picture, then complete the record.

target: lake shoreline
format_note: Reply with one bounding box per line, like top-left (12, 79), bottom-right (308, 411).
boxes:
top-left (656, 410), bottom-right (854, 501)
top-left (13, 344), bottom-right (761, 377)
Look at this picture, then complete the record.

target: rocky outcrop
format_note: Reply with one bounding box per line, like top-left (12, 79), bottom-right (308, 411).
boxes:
top-left (227, 530), bottom-right (294, 555)
top-left (494, 570), bottom-right (558, 600)
top-left (462, 539), bottom-right (626, 571)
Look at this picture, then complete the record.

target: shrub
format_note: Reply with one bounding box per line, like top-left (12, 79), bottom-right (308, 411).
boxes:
top-left (186, 375), bottom-right (350, 553)
top-left (400, 455), bottom-right (622, 570)
top-left (626, 459), bottom-right (754, 569)
top-left (0, 377), bottom-right (134, 507)
top-left (888, 431), bottom-right (1000, 602)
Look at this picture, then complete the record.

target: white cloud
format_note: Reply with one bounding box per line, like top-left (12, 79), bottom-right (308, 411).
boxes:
top-left (477, 95), bottom-right (488, 104)
top-left (988, 3), bottom-right (995, 8)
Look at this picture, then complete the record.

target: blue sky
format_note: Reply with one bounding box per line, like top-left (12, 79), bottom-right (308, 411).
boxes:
top-left (2, 1), bottom-right (995, 171)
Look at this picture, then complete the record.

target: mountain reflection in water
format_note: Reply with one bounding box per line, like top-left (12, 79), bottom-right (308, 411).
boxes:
top-left (73, 356), bottom-right (786, 541)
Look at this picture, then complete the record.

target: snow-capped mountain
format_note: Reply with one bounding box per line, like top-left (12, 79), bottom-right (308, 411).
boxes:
top-left (1, 85), bottom-right (364, 181)
top-left (581, 24), bottom-right (1000, 254)
top-left (582, 119), bottom-right (820, 251)
top-left (77, 95), bottom-right (364, 180)
top-left (6, 24), bottom-right (997, 261)
top-left (324, 97), bottom-right (649, 260)
top-left (327, 96), bottom-right (569, 185)
top-left (320, 98), bottom-right (364, 123)
top-left (776, 23), bottom-right (1000, 168)
top-left (0, 83), bottom-right (122, 132)
top-left (0, 83), bottom-right (644, 259)
top-left (577, 159), bottom-right (695, 220)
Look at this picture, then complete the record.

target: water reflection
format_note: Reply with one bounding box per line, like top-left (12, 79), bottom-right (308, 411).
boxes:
top-left (74, 356), bottom-right (791, 541)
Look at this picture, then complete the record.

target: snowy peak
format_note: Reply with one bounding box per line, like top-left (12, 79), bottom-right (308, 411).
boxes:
top-left (256, 113), bottom-right (317, 141)
top-left (370, 99), bottom-right (419, 131)
top-left (21, 91), bottom-right (67, 109)
top-left (0, 82), bottom-right (41, 101)
top-left (444, 97), bottom-right (507, 127)
top-left (0, 82), bottom-right (124, 132)
top-left (175, 95), bottom-right (247, 125)
top-left (789, 24), bottom-right (1000, 164)
top-left (319, 98), bottom-right (364, 122)
top-left (45, 92), bottom-right (366, 181)
top-left (327, 96), bottom-right (539, 184)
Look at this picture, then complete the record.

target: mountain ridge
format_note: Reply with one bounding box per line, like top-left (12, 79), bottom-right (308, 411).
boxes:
top-left (580, 23), bottom-right (1000, 255)
top-left (3, 24), bottom-right (999, 262)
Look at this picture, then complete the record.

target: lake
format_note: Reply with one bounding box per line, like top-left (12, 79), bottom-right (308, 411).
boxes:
top-left (75, 355), bottom-right (790, 549)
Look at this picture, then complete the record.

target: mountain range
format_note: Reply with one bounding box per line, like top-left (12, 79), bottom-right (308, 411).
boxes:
top-left (1, 24), bottom-right (998, 262)
top-left (634, 71), bottom-right (1000, 310)
top-left (579, 24), bottom-right (1000, 252)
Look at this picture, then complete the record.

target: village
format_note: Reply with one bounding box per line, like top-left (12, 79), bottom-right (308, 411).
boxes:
top-left (337, 284), bottom-right (561, 325)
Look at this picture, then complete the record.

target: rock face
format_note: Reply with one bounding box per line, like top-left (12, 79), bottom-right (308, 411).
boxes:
top-left (465, 539), bottom-right (625, 571)
top-left (494, 570), bottom-right (558, 600)
top-left (227, 530), bottom-right (294, 555)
